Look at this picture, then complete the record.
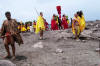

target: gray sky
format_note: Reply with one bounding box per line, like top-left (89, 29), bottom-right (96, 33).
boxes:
top-left (0, 0), bottom-right (100, 27)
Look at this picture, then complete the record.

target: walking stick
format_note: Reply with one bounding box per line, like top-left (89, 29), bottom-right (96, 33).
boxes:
top-left (34, 8), bottom-right (39, 16)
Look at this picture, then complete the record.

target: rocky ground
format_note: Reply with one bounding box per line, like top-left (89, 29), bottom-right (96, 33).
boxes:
top-left (0, 20), bottom-right (100, 66)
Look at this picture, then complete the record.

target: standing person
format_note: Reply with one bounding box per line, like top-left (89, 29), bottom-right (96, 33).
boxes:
top-left (44, 19), bottom-right (49, 31)
top-left (27, 23), bottom-right (30, 32)
top-left (35, 12), bottom-right (45, 40)
top-left (70, 18), bottom-right (73, 27)
top-left (72, 13), bottom-right (80, 40)
top-left (21, 24), bottom-right (26, 33)
top-left (62, 14), bottom-right (68, 29)
top-left (77, 11), bottom-right (86, 33)
top-left (1, 12), bottom-right (23, 59)
top-left (30, 23), bottom-right (33, 33)
top-left (18, 24), bottom-right (21, 32)
top-left (33, 20), bottom-right (36, 32)
top-left (66, 16), bottom-right (70, 25)
top-left (51, 14), bottom-right (58, 30)
top-left (57, 17), bottom-right (62, 30)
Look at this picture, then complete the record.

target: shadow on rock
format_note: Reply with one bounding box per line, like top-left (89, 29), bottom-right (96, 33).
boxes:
top-left (79, 37), bottom-right (87, 40)
top-left (15, 55), bottom-right (27, 61)
top-left (22, 33), bottom-right (31, 36)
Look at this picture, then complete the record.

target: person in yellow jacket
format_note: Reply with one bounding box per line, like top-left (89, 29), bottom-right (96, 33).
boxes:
top-left (33, 21), bottom-right (36, 32)
top-left (21, 25), bottom-right (26, 33)
top-left (78, 11), bottom-right (86, 32)
top-left (72, 13), bottom-right (80, 40)
top-left (27, 23), bottom-right (30, 32)
top-left (35, 12), bottom-right (45, 40)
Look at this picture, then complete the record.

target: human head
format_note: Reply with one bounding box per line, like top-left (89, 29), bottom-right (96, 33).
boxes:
top-left (5, 11), bottom-right (11, 20)
top-left (53, 14), bottom-right (56, 18)
top-left (79, 11), bottom-right (83, 18)
top-left (63, 14), bottom-right (66, 17)
top-left (53, 14), bottom-right (56, 17)
top-left (74, 13), bottom-right (78, 18)
top-left (40, 12), bottom-right (43, 17)
top-left (77, 11), bottom-right (80, 16)
top-left (80, 11), bottom-right (83, 15)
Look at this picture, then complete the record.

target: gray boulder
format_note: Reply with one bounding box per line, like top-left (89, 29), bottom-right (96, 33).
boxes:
top-left (0, 60), bottom-right (16, 66)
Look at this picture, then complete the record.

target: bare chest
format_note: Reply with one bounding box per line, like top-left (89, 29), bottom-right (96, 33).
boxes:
top-left (4, 20), bottom-right (15, 27)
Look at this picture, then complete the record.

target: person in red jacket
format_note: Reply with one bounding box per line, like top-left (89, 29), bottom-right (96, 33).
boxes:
top-left (51, 14), bottom-right (58, 30)
top-left (62, 14), bottom-right (68, 29)
top-left (44, 19), bottom-right (49, 31)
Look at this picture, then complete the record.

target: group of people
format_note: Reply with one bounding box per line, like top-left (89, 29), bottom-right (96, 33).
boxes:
top-left (51, 11), bottom-right (86, 41)
top-left (17, 21), bottom-right (36, 33)
top-left (51, 14), bottom-right (69, 30)
top-left (0, 11), bottom-right (86, 60)
top-left (72, 11), bottom-right (86, 40)
top-left (17, 20), bottom-right (49, 33)
top-left (18, 22), bottom-right (30, 32)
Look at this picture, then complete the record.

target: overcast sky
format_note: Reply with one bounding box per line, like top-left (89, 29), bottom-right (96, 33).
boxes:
top-left (0, 0), bottom-right (100, 27)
